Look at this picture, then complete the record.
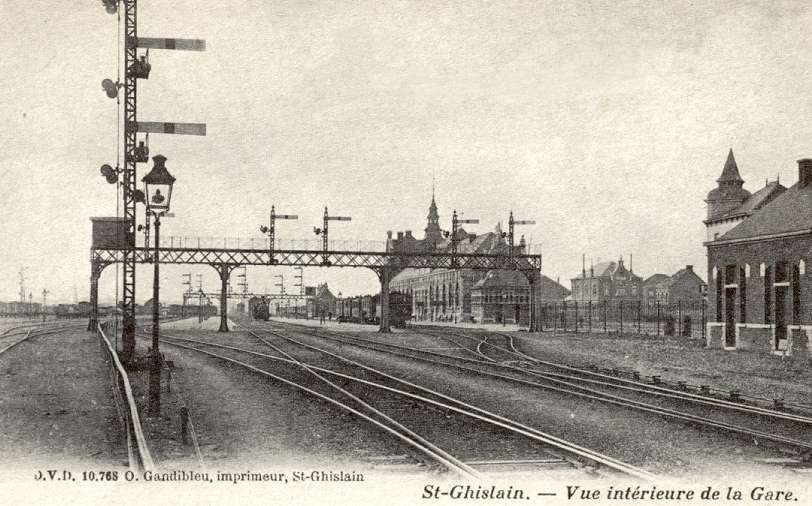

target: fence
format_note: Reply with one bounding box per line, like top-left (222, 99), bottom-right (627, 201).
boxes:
top-left (97, 321), bottom-right (155, 472)
top-left (539, 299), bottom-right (707, 340)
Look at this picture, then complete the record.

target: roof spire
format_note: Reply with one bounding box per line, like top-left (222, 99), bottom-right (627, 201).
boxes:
top-left (717, 148), bottom-right (744, 184)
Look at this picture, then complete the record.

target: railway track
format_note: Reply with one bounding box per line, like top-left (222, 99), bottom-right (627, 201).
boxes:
top-left (0, 321), bottom-right (85, 356)
top-left (261, 319), bottom-right (812, 461)
top-left (427, 328), bottom-right (812, 423)
top-left (155, 324), bottom-right (655, 480)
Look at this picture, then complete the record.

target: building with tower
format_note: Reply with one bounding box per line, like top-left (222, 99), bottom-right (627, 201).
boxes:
top-left (705, 149), bottom-right (786, 242)
top-left (705, 152), bottom-right (812, 357)
top-left (387, 193), bottom-right (568, 325)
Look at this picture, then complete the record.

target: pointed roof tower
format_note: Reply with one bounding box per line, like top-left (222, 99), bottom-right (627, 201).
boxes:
top-left (424, 179), bottom-right (443, 247)
top-left (706, 149), bottom-right (751, 221)
top-left (717, 149), bottom-right (744, 184)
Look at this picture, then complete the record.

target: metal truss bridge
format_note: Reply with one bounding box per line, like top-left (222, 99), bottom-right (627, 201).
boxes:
top-left (89, 244), bottom-right (543, 333)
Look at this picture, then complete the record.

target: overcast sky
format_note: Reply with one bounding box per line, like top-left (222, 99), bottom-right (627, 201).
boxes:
top-left (2, 0), bottom-right (811, 304)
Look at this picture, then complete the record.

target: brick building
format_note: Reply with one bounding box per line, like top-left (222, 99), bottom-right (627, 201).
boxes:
top-left (642, 267), bottom-right (706, 304)
top-left (388, 194), bottom-right (566, 325)
top-left (570, 257), bottom-right (642, 302)
top-left (705, 157), bottom-right (812, 357)
top-left (704, 149), bottom-right (786, 242)
top-left (642, 274), bottom-right (670, 304)
top-left (470, 270), bottom-right (569, 324)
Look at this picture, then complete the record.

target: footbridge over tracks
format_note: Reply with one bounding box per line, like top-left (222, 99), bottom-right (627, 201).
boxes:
top-left (89, 240), bottom-right (542, 334)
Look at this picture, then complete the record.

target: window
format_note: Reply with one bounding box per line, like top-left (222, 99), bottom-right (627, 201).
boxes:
top-left (739, 266), bottom-right (747, 323)
top-left (725, 265), bottom-right (737, 285)
top-left (776, 261), bottom-right (788, 283)
top-left (716, 267), bottom-right (722, 321)
top-left (792, 264), bottom-right (801, 324)
top-left (764, 265), bottom-right (772, 324)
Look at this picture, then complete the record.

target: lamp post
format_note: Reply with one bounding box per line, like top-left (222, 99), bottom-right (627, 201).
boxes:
top-left (142, 154), bottom-right (175, 417)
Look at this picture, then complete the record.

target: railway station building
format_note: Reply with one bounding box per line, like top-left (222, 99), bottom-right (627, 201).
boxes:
top-left (388, 194), bottom-right (568, 325)
top-left (705, 154), bottom-right (812, 358)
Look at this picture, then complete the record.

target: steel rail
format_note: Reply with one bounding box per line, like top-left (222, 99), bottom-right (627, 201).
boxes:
top-left (0, 324), bottom-right (81, 356)
top-left (152, 334), bottom-right (480, 479)
top-left (237, 322), bottom-right (657, 480)
top-left (442, 328), bottom-right (812, 426)
top-left (234, 327), bottom-right (481, 479)
top-left (160, 331), bottom-right (652, 480)
top-left (265, 320), bottom-right (812, 452)
top-left (97, 323), bottom-right (156, 472)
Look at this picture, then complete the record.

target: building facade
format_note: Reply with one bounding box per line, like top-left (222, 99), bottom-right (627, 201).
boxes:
top-left (705, 149), bottom-right (786, 242)
top-left (470, 270), bottom-right (569, 325)
top-left (570, 257), bottom-right (643, 302)
top-left (388, 195), bottom-right (566, 325)
top-left (706, 157), bottom-right (812, 357)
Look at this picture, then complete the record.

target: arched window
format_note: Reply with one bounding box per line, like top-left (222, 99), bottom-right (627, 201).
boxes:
top-left (800, 259), bottom-right (806, 276)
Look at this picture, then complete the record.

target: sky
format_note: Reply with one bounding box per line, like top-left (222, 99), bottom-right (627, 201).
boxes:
top-left (2, 0), bottom-right (812, 304)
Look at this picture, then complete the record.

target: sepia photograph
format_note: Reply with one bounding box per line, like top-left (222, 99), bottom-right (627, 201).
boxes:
top-left (1, 1), bottom-right (810, 504)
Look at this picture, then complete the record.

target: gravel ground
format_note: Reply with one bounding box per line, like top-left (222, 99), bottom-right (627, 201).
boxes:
top-left (251, 320), bottom-right (805, 483)
top-left (147, 325), bottom-right (444, 475)
top-left (510, 331), bottom-right (812, 408)
top-left (0, 328), bottom-right (127, 481)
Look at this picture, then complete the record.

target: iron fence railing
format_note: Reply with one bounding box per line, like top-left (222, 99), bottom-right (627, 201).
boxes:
top-left (539, 299), bottom-right (707, 340)
top-left (161, 236), bottom-right (388, 252)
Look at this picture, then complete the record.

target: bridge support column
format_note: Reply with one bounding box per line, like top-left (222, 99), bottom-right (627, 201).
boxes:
top-left (378, 268), bottom-right (391, 333)
top-left (87, 268), bottom-right (100, 332)
top-left (214, 264), bottom-right (237, 332)
top-left (87, 261), bottom-right (107, 332)
top-left (525, 271), bottom-right (540, 333)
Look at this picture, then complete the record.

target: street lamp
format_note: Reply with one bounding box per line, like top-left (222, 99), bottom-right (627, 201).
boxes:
top-left (142, 154), bottom-right (175, 417)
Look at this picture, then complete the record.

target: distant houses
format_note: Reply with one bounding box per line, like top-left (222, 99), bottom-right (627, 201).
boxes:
top-left (570, 257), bottom-right (704, 305)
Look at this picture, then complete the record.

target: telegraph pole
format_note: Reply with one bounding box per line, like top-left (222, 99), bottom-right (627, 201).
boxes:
top-left (181, 272), bottom-right (191, 317)
top-left (41, 289), bottom-right (49, 322)
top-left (18, 268), bottom-right (26, 306)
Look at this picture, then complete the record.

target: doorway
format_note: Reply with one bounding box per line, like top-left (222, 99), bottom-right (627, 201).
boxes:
top-left (724, 287), bottom-right (736, 348)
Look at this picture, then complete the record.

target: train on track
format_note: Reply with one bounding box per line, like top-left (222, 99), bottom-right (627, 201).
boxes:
top-left (249, 291), bottom-right (413, 327)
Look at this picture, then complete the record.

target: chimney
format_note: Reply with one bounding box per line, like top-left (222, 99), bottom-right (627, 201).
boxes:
top-left (582, 254), bottom-right (586, 279)
top-left (397, 231), bottom-right (403, 240)
top-left (405, 230), bottom-right (413, 238)
top-left (686, 265), bottom-right (693, 272)
top-left (799, 159), bottom-right (812, 187)
top-left (630, 253), bottom-right (633, 272)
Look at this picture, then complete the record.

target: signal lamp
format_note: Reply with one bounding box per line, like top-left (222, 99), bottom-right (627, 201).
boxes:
top-left (101, 78), bottom-right (119, 99)
top-left (101, 0), bottom-right (118, 14)
top-left (100, 164), bottom-right (118, 184)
